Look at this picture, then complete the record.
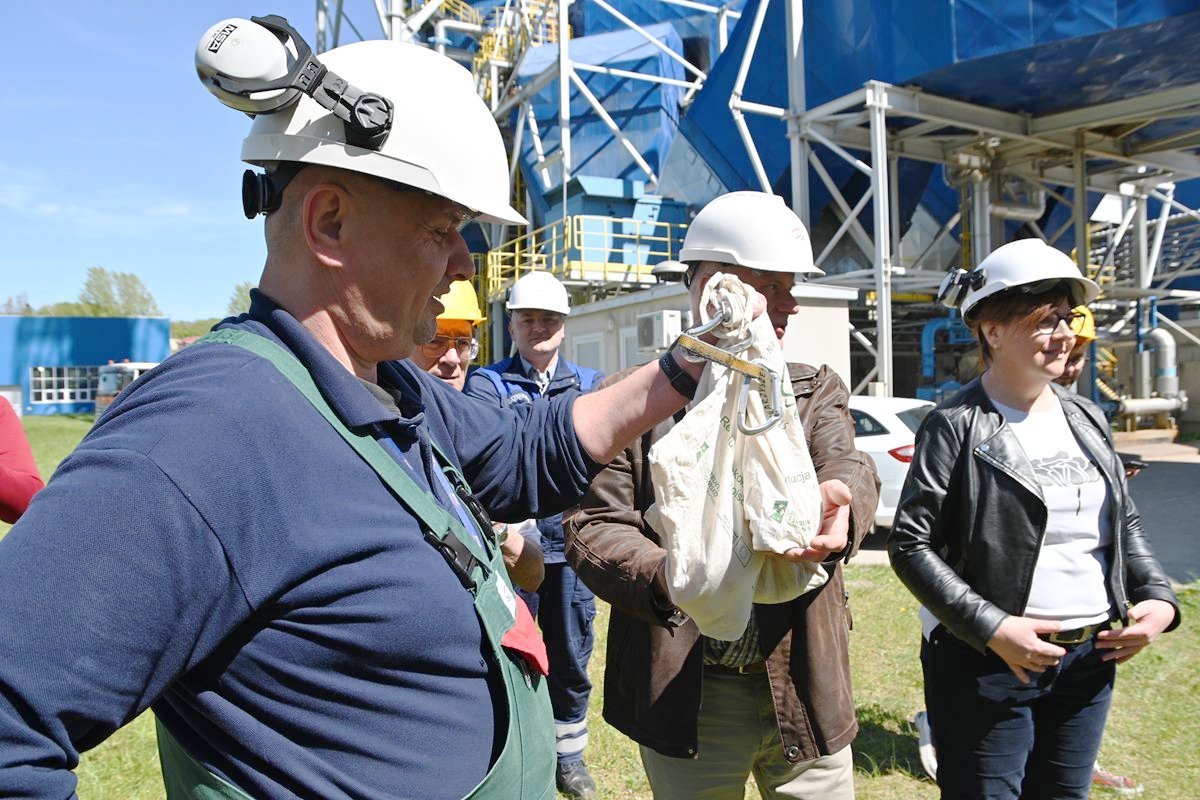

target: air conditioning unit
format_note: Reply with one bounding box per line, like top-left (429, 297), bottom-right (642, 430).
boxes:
top-left (637, 310), bottom-right (683, 353)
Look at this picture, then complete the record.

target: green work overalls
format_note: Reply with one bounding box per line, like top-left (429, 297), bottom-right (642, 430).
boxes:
top-left (155, 329), bottom-right (556, 799)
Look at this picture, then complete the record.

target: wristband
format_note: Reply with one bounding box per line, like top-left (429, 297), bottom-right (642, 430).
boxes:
top-left (658, 349), bottom-right (699, 400)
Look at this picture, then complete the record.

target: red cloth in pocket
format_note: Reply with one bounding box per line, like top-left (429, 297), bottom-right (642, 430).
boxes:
top-left (501, 596), bottom-right (549, 675)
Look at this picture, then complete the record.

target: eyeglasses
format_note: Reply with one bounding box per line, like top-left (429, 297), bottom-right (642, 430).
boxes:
top-left (1035, 311), bottom-right (1086, 336)
top-left (420, 336), bottom-right (479, 360)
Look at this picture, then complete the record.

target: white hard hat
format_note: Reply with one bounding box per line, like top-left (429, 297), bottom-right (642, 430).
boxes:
top-left (506, 272), bottom-right (571, 316)
top-left (231, 36), bottom-right (525, 225)
top-left (680, 191), bottom-right (822, 275)
top-left (938, 239), bottom-right (1100, 320)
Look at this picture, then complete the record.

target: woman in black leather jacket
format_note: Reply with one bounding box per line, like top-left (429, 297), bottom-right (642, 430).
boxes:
top-left (889, 239), bottom-right (1180, 800)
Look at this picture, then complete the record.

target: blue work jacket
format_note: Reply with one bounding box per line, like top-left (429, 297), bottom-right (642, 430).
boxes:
top-left (0, 291), bottom-right (599, 799)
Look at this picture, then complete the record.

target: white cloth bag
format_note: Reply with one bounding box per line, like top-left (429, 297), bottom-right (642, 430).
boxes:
top-left (646, 274), bottom-right (826, 640)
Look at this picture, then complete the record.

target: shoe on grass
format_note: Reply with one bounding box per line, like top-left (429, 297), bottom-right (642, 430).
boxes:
top-left (913, 710), bottom-right (938, 780)
top-left (1092, 763), bottom-right (1143, 797)
top-left (556, 760), bottom-right (598, 799)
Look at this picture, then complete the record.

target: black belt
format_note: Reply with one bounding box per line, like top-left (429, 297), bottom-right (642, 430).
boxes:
top-left (1040, 621), bottom-right (1110, 646)
top-left (704, 660), bottom-right (767, 675)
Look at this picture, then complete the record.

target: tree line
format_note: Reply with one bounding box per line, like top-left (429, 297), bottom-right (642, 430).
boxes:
top-left (2, 270), bottom-right (256, 338)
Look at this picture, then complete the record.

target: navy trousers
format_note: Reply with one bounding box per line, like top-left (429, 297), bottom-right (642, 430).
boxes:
top-left (922, 625), bottom-right (1115, 800)
top-left (518, 562), bottom-right (596, 765)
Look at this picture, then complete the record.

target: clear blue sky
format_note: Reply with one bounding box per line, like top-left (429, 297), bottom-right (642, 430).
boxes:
top-left (0, 4), bottom-right (363, 321)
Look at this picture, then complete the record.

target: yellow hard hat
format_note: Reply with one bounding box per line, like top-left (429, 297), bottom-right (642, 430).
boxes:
top-left (438, 281), bottom-right (485, 324)
top-left (1070, 306), bottom-right (1096, 341)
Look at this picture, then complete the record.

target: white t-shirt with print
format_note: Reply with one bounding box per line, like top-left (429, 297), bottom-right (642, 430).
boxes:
top-left (992, 396), bottom-right (1113, 629)
top-left (919, 395), bottom-right (1113, 640)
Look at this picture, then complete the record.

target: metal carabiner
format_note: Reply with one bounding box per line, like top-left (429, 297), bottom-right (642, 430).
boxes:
top-left (681, 299), bottom-right (733, 363)
top-left (681, 296), bottom-right (755, 358)
top-left (736, 359), bottom-right (783, 436)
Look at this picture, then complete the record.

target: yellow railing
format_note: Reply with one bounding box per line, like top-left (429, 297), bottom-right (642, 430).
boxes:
top-left (480, 214), bottom-right (688, 304)
top-left (567, 214), bottom-right (687, 282)
top-left (472, 0), bottom-right (561, 100)
top-left (483, 217), bottom-right (574, 302)
top-left (441, 0), bottom-right (482, 25)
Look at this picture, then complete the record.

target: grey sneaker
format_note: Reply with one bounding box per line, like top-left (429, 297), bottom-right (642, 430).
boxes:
top-left (556, 760), bottom-right (598, 799)
top-left (913, 710), bottom-right (938, 780)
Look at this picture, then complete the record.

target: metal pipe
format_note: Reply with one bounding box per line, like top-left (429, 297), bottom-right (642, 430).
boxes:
top-left (729, 0), bottom-right (769, 104)
top-left (494, 63), bottom-right (557, 119)
top-left (434, 19), bottom-right (484, 55)
top-left (1146, 184), bottom-right (1174, 288)
top-left (568, 71), bottom-right (659, 184)
top-left (813, 187), bottom-right (873, 269)
top-left (509, 103), bottom-right (528, 184)
top-left (572, 62), bottom-right (702, 90)
top-left (732, 98), bottom-right (789, 119)
top-left (732, 108), bottom-right (773, 191)
top-left (592, 0), bottom-right (706, 79)
top-left (658, 0), bottom-right (740, 15)
top-left (910, 211), bottom-right (961, 270)
top-left (727, 0), bottom-right (771, 191)
top-left (1133, 203), bottom-right (1152, 399)
top-left (1102, 198), bottom-right (1138, 265)
top-left (1156, 310), bottom-right (1200, 349)
top-left (1146, 325), bottom-right (1179, 398)
top-left (1118, 396), bottom-right (1185, 416)
top-left (525, 105), bottom-right (553, 189)
top-left (808, 149), bottom-right (876, 258)
top-left (970, 171), bottom-right (991, 266)
top-left (558, 0), bottom-right (571, 210)
top-left (316, 0), bottom-right (329, 52)
top-left (803, 124), bottom-right (874, 177)
top-left (867, 81), bottom-right (894, 395)
top-left (989, 188), bottom-right (1046, 222)
top-left (399, 0), bottom-right (445, 41)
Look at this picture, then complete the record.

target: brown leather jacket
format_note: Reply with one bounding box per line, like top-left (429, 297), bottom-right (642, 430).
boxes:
top-left (565, 363), bottom-right (879, 762)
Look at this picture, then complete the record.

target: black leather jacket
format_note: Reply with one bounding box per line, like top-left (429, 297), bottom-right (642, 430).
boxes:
top-left (888, 378), bottom-right (1180, 653)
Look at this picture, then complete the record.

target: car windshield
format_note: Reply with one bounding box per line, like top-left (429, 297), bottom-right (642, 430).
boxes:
top-left (896, 405), bottom-right (932, 434)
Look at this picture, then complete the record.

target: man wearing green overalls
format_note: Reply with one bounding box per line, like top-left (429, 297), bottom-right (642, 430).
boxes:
top-left (0, 16), bottom-right (725, 800)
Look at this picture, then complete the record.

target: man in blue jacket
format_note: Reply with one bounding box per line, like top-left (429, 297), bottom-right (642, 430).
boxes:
top-left (466, 271), bottom-right (603, 799)
top-left (0, 27), bottom-right (720, 800)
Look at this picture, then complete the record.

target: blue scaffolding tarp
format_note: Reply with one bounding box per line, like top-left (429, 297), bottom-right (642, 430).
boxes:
top-left (513, 23), bottom-right (686, 226)
top-left (665, 0), bottom-right (1200, 258)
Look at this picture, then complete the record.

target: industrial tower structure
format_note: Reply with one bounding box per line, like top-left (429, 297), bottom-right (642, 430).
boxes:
top-left (310, 0), bottom-right (1200, 429)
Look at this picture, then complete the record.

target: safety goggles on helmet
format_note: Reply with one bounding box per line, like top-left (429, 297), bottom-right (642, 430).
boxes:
top-left (937, 239), bottom-right (1100, 321)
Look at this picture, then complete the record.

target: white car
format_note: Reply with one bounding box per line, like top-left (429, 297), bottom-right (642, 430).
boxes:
top-left (848, 395), bottom-right (935, 529)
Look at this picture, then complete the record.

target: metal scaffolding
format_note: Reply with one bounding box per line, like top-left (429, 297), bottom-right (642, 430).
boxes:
top-left (315, 0), bottom-right (1200, 399)
top-left (718, 0), bottom-right (1200, 395)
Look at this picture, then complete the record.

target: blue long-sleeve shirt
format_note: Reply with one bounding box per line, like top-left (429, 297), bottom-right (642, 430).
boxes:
top-left (0, 291), bottom-right (599, 799)
top-left (465, 357), bottom-right (603, 563)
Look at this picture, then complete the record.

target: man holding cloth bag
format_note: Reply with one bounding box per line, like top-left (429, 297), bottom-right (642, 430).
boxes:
top-left (566, 191), bottom-right (878, 799)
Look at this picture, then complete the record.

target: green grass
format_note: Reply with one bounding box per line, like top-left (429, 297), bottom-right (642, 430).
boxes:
top-left (7, 417), bottom-right (1199, 798)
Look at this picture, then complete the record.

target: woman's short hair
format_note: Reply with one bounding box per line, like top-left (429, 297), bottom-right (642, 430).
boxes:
top-left (966, 282), bottom-right (1074, 367)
